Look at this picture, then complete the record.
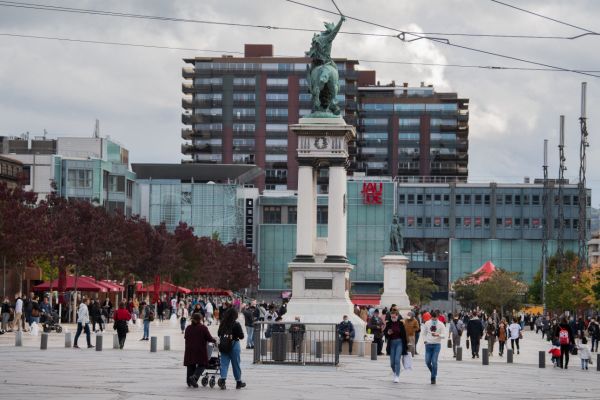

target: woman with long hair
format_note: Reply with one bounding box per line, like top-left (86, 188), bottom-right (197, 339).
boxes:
top-left (217, 308), bottom-right (246, 390)
top-left (113, 302), bottom-right (131, 349)
top-left (184, 313), bottom-right (216, 387)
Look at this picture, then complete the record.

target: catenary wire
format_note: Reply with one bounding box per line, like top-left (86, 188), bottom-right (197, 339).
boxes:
top-left (284, 0), bottom-right (600, 79)
top-left (489, 0), bottom-right (598, 35)
top-left (2, 32), bottom-right (600, 73)
top-left (0, 0), bottom-right (595, 41)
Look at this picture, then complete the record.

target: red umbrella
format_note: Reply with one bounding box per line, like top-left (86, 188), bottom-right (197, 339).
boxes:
top-left (33, 275), bottom-right (107, 292)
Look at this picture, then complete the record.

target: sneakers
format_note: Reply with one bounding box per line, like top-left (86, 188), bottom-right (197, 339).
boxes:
top-left (236, 381), bottom-right (246, 389)
top-left (393, 375), bottom-right (399, 383)
top-left (73, 345), bottom-right (80, 349)
top-left (87, 345), bottom-right (95, 349)
top-left (217, 378), bottom-right (226, 390)
top-left (431, 378), bottom-right (436, 385)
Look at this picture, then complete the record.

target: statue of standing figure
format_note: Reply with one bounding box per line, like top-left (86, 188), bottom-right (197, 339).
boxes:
top-left (389, 215), bottom-right (404, 254)
top-left (306, 15), bottom-right (345, 117)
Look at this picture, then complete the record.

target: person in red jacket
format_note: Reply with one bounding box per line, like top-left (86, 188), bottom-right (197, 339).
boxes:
top-left (113, 302), bottom-right (131, 349)
top-left (184, 313), bottom-right (217, 388)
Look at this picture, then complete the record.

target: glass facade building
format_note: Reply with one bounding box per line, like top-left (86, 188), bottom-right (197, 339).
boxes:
top-left (257, 179), bottom-right (590, 299)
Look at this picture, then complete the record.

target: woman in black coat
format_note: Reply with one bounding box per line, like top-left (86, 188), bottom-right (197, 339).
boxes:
top-left (184, 313), bottom-right (216, 387)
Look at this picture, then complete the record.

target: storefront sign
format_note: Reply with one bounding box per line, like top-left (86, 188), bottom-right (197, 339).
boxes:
top-left (361, 182), bottom-right (383, 205)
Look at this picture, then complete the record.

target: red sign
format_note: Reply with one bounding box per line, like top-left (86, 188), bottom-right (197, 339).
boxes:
top-left (464, 217), bottom-right (471, 227)
top-left (361, 182), bottom-right (383, 205)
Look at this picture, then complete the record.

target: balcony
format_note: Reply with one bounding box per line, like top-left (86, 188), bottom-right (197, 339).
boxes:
top-left (181, 128), bottom-right (194, 140)
top-left (181, 143), bottom-right (213, 154)
top-left (182, 97), bottom-right (193, 109)
top-left (182, 67), bottom-right (195, 79)
top-left (182, 82), bottom-right (194, 94)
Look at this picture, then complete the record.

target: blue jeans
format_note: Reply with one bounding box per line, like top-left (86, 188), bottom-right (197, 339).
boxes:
top-left (246, 326), bottom-right (254, 347)
top-left (143, 320), bottom-right (150, 339)
top-left (425, 343), bottom-right (441, 379)
top-left (389, 339), bottom-right (404, 376)
top-left (74, 322), bottom-right (91, 346)
top-left (220, 340), bottom-right (242, 382)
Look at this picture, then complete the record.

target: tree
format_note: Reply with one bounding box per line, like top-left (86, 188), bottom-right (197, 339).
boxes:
top-left (452, 273), bottom-right (481, 310)
top-left (406, 270), bottom-right (437, 307)
top-left (476, 270), bottom-right (526, 316)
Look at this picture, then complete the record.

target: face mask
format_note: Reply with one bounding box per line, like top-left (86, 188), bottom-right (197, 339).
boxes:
top-left (391, 317), bottom-right (398, 322)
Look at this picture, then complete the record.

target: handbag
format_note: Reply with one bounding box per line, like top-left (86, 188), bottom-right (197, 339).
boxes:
top-left (402, 352), bottom-right (413, 371)
top-left (447, 338), bottom-right (452, 348)
top-left (218, 334), bottom-right (233, 353)
top-left (519, 331), bottom-right (523, 339)
top-left (466, 338), bottom-right (470, 349)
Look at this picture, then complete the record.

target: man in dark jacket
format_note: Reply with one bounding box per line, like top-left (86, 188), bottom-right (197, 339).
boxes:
top-left (466, 312), bottom-right (484, 359)
top-left (289, 316), bottom-right (306, 362)
top-left (242, 304), bottom-right (257, 349)
top-left (555, 316), bottom-right (575, 369)
top-left (338, 315), bottom-right (355, 355)
top-left (367, 309), bottom-right (385, 355)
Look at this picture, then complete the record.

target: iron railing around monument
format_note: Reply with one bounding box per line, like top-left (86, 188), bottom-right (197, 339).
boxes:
top-left (252, 322), bottom-right (340, 366)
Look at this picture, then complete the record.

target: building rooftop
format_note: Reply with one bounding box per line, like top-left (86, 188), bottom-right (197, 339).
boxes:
top-left (132, 163), bottom-right (262, 184)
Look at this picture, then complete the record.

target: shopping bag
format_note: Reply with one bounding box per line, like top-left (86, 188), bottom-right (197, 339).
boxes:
top-left (466, 338), bottom-right (470, 349)
top-left (402, 353), bottom-right (413, 371)
top-left (447, 338), bottom-right (452, 348)
top-left (30, 322), bottom-right (39, 336)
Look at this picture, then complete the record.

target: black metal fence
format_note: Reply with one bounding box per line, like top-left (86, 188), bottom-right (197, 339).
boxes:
top-left (253, 322), bottom-right (340, 366)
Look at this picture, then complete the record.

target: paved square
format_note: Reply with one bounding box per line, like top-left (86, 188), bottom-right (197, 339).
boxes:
top-left (1, 321), bottom-right (599, 399)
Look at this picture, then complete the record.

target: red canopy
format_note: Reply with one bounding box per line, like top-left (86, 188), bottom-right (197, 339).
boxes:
top-left (33, 275), bottom-right (107, 292)
top-left (98, 280), bottom-right (125, 292)
top-left (192, 288), bottom-right (233, 296)
top-left (351, 295), bottom-right (381, 306)
top-left (138, 281), bottom-right (190, 294)
top-left (471, 260), bottom-right (497, 283)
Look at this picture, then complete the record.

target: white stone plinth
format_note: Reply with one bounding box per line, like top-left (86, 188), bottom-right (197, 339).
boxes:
top-left (379, 254), bottom-right (412, 315)
top-left (286, 262), bottom-right (366, 338)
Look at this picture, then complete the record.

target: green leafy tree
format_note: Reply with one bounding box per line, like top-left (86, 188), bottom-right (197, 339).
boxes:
top-left (406, 270), bottom-right (438, 307)
top-left (452, 274), bottom-right (480, 310)
top-left (476, 270), bottom-right (526, 316)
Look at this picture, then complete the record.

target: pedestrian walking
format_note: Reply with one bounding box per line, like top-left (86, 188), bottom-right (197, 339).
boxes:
top-left (242, 303), bottom-right (257, 349)
top-left (217, 308), bottom-right (246, 390)
top-left (555, 316), bottom-right (575, 369)
top-left (184, 313), bottom-right (216, 387)
top-left (139, 301), bottom-right (152, 341)
top-left (423, 310), bottom-right (445, 385)
top-left (587, 318), bottom-right (599, 352)
top-left (13, 293), bottom-right (25, 332)
top-left (178, 302), bottom-right (188, 334)
top-left (113, 302), bottom-right (131, 349)
top-left (497, 318), bottom-right (508, 356)
top-left (448, 315), bottom-right (464, 358)
top-left (73, 297), bottom-right (94, 349)
top-left (577, 336), bottom-right (592, 370)
top-left (485, 317), bottom-right (497, 356)
top-left (90, 299), bottom-right (104, 333)
top-left (384, 310), bottom-right (408, 383)
top-left (508, 317), bottom-right (522, 354)
top-left (466, 312), bottom-right (483, 358)
top-left (402, 311), bottom-right (420, 355)
top-left (1, 297), bottom-right (11, 332)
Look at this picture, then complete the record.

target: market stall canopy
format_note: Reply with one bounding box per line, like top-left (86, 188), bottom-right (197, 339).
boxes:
top-left (33, 275), bottom-right (108, 292)
top-left (138, 281), bottom-right (191, 294)
top-left (471, 260), bottom-right (497, 283)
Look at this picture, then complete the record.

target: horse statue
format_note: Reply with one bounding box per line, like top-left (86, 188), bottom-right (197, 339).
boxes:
top-left (306, 16), bottom-right (345, 116)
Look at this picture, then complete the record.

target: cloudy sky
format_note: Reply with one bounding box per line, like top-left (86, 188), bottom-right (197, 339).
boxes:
top-left (0, 0), bottom-right (598, 201)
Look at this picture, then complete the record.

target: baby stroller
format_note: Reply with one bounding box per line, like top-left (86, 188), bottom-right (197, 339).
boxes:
top-left (200, 343), bottom-right (221, 388)
top-left (42, 311), bottom-right (63, 333)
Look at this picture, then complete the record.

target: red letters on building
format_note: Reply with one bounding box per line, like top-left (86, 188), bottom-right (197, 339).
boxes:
top-left (361, 182), bottom-right (383, 205)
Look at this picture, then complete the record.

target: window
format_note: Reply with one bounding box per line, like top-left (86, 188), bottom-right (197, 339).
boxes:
top-left (109, 176), bottom-right (125, 192)
top-left (515, 218), bottom-right (521, 227)
top-left (475, 217), bottom-right (482, 227)
top-left (399, 194), bottom-right (405, 204)
top-left (573, 219), bottom-right (579, 229)
top-left (67, 169), bottom-right (92, 188)
top-left (425, 217), bottom-right (431, 227)
top-left (505, 218), bottom-right (513, 227)
top-left (455, 217), bottom-right (461, 226)
top-left (515, 195), bottom-right (521, 205)
top-left (455, 195), bottom-right (462, 205)
top-left (563, 195), bottom-right (571, 206)
top-left (407, 217), bottom-right (415, 227)
top-left (417, 217), bottom-right (423, 227)
top-left (433, 217), bottom-right (442, 227)
top-left (484, 218), bottom-right (490, 227)
top-left (496, 195), bottom-right (503, 205)
top-left (443, 194), bottom-right (450, 204)
top-left (496, 218), bottom-right (502, 226)
top-left (266, 93), bottom-right (288, 101)
top-left (287, 206), bottom-right (297, 224)
top-left (523, 218), bottom-right (530, 228)
top-left (263, 206), bottom-right (281, 223)
top-left (484, 195), bottom-right (490, 205)
top-left (417, 195), bottom-right (423, 205)
top-left (434, 194), bottom-right (441, 203)
top-left (475, 195), bottom-right (482, 205)
top-left (505, 195), bottom-right (512, 205)
top-left (425, 194), bottom-right (432, 204)
top-left (523, 195), bottom-right (530, 205)
top-left (443, 217), bottom-right (449, 228)
top-left (464, 217), bottom-right (471, 227)
top-left (464, 195), bottom-right (471, 205)
top-left (407, 194), bottom-right (415, 205)
top-left (532, 195), bottom-right (540, 205)
top-left (317, 206), bottom-right (328, 224)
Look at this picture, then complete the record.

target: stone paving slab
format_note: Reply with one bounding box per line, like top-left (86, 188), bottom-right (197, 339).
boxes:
top-left (1, 322), bottom-right (600, 400)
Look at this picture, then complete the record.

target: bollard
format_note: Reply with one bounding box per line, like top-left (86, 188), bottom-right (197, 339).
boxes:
top-left (507, 349), bottom-right (513, 363)
top-left (482, 348), bottom-right (489, 365)
top-left (597, 354), bottom-right (600, 371)
top-left (456, 346), bottom-right (462, 361)
top-left (164, 336), bottom-right (170, 351)
top-left (539, 351), bottom-right (545, 368)
top-left (150, 336), bottom-right (157, 352)
top-left (96, 334), bottom-right (103, 351)
top-left (358, 341), bottom-right (365, 357)
top-left (64, 332), bottom-right (72, 348)
top-left (371, 342), bottom-right (378, 360)
top-left (316, 341), bottom-right (323, 359)
top-left (260, 338), bottom-right (268, 357)
top-left (40, 333), bottom-right (49, 350)
top-left (113, 334), bottom-right (119, 349)
top-left (15, 331), bottom-right (23, 347)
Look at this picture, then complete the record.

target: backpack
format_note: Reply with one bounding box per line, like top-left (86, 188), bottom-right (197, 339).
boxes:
top-left (147, 311), bottom-right (155, 322)
top-left (559, 328), bottom-right (569, 345)
top-left (218, 327), bottom-right (234, 353)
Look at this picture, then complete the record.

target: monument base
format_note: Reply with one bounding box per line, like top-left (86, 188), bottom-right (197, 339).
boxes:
top-left (285, 261), bottom-right (366, 338)
top-left (379, 254), bottom-right (412, 316)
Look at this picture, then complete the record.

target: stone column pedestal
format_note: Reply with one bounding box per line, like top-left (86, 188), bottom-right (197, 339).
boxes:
top-left (379, 254), bottom-right (411, 316)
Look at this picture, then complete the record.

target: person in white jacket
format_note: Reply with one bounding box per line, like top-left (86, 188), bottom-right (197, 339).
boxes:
top-left (74, 297), bottom-right (94, 349)
top-left (422, 310), bottom-right (446, 385)
top-left (577, 337), bottom-right (592, 370)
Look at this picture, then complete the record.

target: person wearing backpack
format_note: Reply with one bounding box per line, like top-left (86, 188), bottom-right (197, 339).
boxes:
top-left (554, 316), bottom-right (575, 369)
top-left (217, 308), bottom-right (246, 390)
top-left (587, 318), bottom-right (600, 352)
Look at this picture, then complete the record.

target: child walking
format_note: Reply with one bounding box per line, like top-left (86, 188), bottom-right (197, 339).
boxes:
top-left (577, 337), bottom-right (592, 370)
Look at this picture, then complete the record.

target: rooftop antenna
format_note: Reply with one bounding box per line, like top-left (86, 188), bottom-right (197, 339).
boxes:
top-left (93, 119), bottom-right (100, 138)
top-left (577, 82), bottom-right (590, 272)
top-left (43, 129), bottom-right (48, 139)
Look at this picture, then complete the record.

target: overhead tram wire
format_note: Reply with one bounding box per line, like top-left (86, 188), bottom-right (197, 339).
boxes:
top-left (0, 0), bottom-right (596, 41)
top-left (284, 0), bottom-right (600, 79)
top-left (2, 32), bottom-right (600, 74)
top-left (489, 0), bottom-right (599, 36)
